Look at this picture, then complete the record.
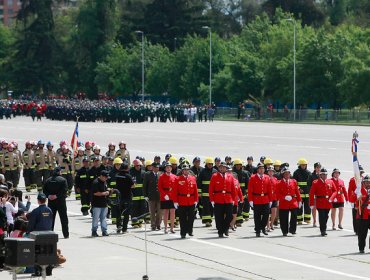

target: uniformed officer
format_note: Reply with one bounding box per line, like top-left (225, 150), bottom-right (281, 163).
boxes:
top-left (2, 144), bottom-right (21, 189)
top-left (75, 157), bottom-right (91, 215)
top-left (34, 140), bottom-right (50, 192)
top-left (26, 193), bottom-right (53, 233)
top-left (348, 165), bottom-right (364, 235)
top-left (309, 168), bottom-right (336, 236)
top-left (105, 142), bottom-right (116, 158)
top-left (130, 159), bottom-right (146, 227)
top-left (22, 141), bottom-right (36, 192)
top-left (232, 158), bottom-right (250, 225)
top-left (311, 162), bottom-right (321, 227)
top-left (72, 147), bottom-right (85, 200)
top-left (43, 167), bottom-right (69, 239)
top-left (58, 145), bottom-right (73, 195)
top-left (115, 141), bottom-right (130, 165)
top-left (293, 158), bottom-right (312, 224)
top-left (329, 168), bottom-right (348, 230)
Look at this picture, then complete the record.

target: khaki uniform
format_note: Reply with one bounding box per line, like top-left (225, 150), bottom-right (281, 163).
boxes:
top-left (47, 150), bottom-right (58, 170)
top-left (22, 149), bottom-right (36, 191)
top-left (2, 150), bottom-right (21, 188)
top-left (58, 152), bottom-right (73, 194)
top-left (34, 148), bottom-right (50, 191)
top-left (72, 155), bottom-right (85, 200)
top-left (115, 149), bottom-right (130, 165)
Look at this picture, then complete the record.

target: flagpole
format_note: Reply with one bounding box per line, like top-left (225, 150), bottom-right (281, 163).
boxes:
top-left (352, 131), bottom-right (362, 215)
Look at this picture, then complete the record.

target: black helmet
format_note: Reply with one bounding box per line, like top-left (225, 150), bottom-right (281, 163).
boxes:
top-left (319, 168), bottom-right (328, 175)
top-left (314, 162), bottom-right (321, 168)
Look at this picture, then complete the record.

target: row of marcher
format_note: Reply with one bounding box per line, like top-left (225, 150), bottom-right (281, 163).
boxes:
top-left (0, 139), bottom-right (369, 255)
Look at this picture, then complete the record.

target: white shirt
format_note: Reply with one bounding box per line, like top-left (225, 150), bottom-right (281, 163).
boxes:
top-left (5, 201), bottom-right (18, 225)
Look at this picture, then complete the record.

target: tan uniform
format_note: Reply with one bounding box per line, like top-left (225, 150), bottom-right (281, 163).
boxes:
top-left (22, 149), bottom-right (36, 191)
top-left (47, 150), bottom-right (57, 170)
top-left (105, 150), bottom-right (116, 158)
top-left (72, 155), bottom-right (84, 173)
top-left (58, 152), bottom-right (73, 193)
top-left (115, 149), bottom-right (130, 165)
top-left (34, 148), bottom-right (50, 191)
top-left (2, 150), bottom-right (21, 187)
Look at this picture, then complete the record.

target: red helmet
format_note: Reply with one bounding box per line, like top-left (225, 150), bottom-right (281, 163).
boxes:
top-left (62, 145), bottom-right (70, 151)
top-left (60, 140), bottom-right (67, 147)
top-left (2, 140), bottom-right (8, 145)
top-left (133, 159), bottom-right (142, 166)
top-left (7, 144), bottom-right (14, 151)
top-left (25, 141), bottom-right (32, 146)
top-left (85, 141), bottom-right (93, 148)
top-left (11, 141), bottom-right (18, 147)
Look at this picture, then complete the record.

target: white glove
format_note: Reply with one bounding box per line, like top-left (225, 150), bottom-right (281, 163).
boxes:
top-left (269, 202), bottom-right (272, 208)
top-left (144, 197), bottom-right (149, 202)
top-left (164, 194), bottom-right (169, 201)
top-left (174, 202), bottom-right (179, 209)
top-left (310, 206), bottom-right (314, 210)
top-left (194, 202), bottom-right (197, 207)
top-left (249, 201), bottom-right (254, 208)
top-left (334, 198), bottom-right (337, 203)
top-left (298, 202), bottom-right (302, 208)
top-left (350, 202), bottom-right (354, 208)
top-left (328, 200), bottom-right (332, 203)
top-left (211, 202), bottom-right (215, 207)
top-left (285, 195), bottom-right (292, 201)
top-left (367, 205), bottom-right (370, 210)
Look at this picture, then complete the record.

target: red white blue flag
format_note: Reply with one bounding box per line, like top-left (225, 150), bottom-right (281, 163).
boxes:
top-left (352, 132), bottom-right (361, 197)
top-left (71, 121), bottom-right (79, 156)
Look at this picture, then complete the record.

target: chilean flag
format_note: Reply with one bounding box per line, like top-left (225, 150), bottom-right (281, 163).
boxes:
top-left (352, 133), bottom-right (361, 197)
top-left (71, 121), bottom-right (79, 156)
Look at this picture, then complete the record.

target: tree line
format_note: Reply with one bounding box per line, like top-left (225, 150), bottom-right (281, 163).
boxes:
top-left (0, 0), bottom-right (369, 108)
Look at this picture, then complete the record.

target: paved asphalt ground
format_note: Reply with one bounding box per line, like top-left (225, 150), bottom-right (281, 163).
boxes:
top-left (1, 117), bottom-right (370, 280)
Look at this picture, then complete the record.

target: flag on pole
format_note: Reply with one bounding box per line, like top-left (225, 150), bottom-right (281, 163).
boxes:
top-left (71, 121), bottom-right (79, 156)
top-left (352, 131), bottom-right (361, 198)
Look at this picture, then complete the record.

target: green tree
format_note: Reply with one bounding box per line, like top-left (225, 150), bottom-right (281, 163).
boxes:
top-left (0, 24), bottom-right (15, 95)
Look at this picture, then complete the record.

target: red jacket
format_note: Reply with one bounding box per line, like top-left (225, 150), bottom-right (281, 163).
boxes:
top-left (158, 173), bottom-right (177, 202)
top-left (174, 175), bottom-right (198, 206)
top-left (348, 177), bottom-right (358, 203)
top-left (355, 187), bottom-right (370, 220)
top-left (209, 172), bottom-right (236, 204)
top-left (276, 178), bottom-right (302, 209)
top-left (329, 178), bottom-right (348, 203)
top-left (248, 173), bottom-right (272, 205)
top-left (269, 176), bottom-right (278, 201)
top-left (309, 179), bottom-right (337, 209)
top-left (233, 177), bottom-right (243, 206)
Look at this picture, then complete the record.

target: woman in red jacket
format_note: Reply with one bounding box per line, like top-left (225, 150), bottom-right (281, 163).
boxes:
top-left (276, 168), bottom-right (302, 236)
top-left (158, 163), bottom-right (177, 234)
top-left (229, 168), bottom-right (243, 231)
top-left (267, 166), bottom-right (278, 231)
top-left (354, 175), bottom-right (370, 253)
top-left (173, 164), bottom-right (198, 238)
top-left (329, 168), bottom-right (348, 230)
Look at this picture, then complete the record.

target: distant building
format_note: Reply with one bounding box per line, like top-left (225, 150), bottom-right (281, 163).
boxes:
top-left (0, 0), bottom-right (21, 26)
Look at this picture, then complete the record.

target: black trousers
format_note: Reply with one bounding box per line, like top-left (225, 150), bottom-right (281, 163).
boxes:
top-left (116, 199), bottom-right (132, 231)
top-left (178, 205), bottom-right (195, 236)
top-left (352, 208), bottom-right (359, 234)
top-left (80, 189), bottom-right (91, 214)
top-left (317, 208), bottom-right (330, 234)
top-left (357, 218), bottom-right (370, 251)
top-left (48, 200), bottom-right (69, 238)
top-left (242, 197), bottom-right (250, 219)
top-left (297, 196), bottom-right (311, 222)
top-left (253, 204), bottom-right (269, 234)
top-left (201, 196), bottom-right (213, 223)
top-left (214, 203), bottom-right (233, 235)
top-left (279, 208), bottom-right (298, 234)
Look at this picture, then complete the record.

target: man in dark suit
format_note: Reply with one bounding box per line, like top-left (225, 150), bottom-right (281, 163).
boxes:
top-left (143, 162), bottom-right (162, 230)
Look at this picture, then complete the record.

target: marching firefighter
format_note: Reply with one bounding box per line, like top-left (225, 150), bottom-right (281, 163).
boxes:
top-left (34, 140), bottom-right (50, 192)
top-left (46, 141), bottom-right (57, 171)
top-left (115, 141), bottom-right (130, 164)
top-left (309, 168), bottom-right (336, 236)
top-left (248, 163), bottom-right (272, 237)
top-left (105, 142), bottom-right (116, 158)
top-left (348, 165), bottom-right (365, 235)
top-left (174, 164), bottom-right (198, 238)
top-left (232, 158), bottom-right (250, 226)
top-left (209, 161), bottom-right (236, 238)
top-left (2, 144), bottom-right (21, 190)
top-left (130, 159), bottom-right (146, 228)
top-left (72, 147), bottom-right (86, 200)
top-left (293, 158), bottom-right (312, 224)
top-left (276, 168), bottom-right (302, 236)
top-left (58, 145), bottom-right (73, 196)
top-left (197, 157), bottom-right (216, 227)
top-left (22, 141), bottom-right (36, 192)
top-left (75, 158), bottom-right (91, 215)
top-left (354, 174), bottom-right (370, 253)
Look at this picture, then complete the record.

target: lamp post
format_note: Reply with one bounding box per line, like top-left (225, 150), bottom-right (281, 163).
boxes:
top-left (285, 18), bottom-right (296, 121)
top-left (202, 26), bottom-right (212, 106)
top-left (135, 30), bottom-right (145, 102)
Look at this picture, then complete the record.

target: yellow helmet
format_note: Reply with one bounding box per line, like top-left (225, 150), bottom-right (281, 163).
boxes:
top-left (113, 157), bottom-right (123, 165)
top-left (264, 158), bottom-right (273, 165)
top-left (204, 157), bottom-right (214, 164)
top-left (145, 160), bottom-right (153, 167)
top-left (273, 160), bottom-right (282, 166)
top-left (169, 157), bottom-right (178, 165)
top-left (297, 158), bottom-right (308, 165)
top-left (233, 158), bottom-right (243, 165)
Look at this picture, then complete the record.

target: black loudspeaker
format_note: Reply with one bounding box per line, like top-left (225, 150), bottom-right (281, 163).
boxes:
top-left (4, 238), bottom-right (35, 267)
top-left (29, 231), bottom-right (59, 265)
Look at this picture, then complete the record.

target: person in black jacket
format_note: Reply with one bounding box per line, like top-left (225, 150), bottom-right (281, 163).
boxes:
top-left (26, 193), bottom-right (53, 233)
top-left (43, 167), bottom-right (69, 238)
top-left (143, 162), bottom-right (162, 230)
top-left (75, 158), bottom-right (91, 215)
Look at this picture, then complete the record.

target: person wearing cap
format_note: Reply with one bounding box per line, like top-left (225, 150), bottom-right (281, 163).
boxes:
top-left (329, 168), bottom-right (348, 230)
top-left (310, 162), bottom-right (321, 227)
top-left (309, 168), bottom-right (336, 236)
top-left (197, 157), bottom-right (217, 227)
top-left (89, 156), bottom-right (105, 182)
top-left (75, 157), bottom-right (91, 216)
top-left (143, 162), bottom-right (162, 231)
top-left (354, 174), bottom-right (370, 253)
top-left (232, 158), bottom-right (250, 225)
top-left (26, 193), bottom-right (53, 233)
top-left (276, 168), bottom-right (302, 236)
top-left (209, 161), bottom-right (236, 238)
top-left (161, 154), bottom-right (172, 168)
top-left (214, 157), bottom-right (221, 171)
top-left (158, 162), bottom-right (177, 234)
top-left (245, 156), bottom-right (256, 175)
top-left (43, 167), bottom-right (69, 238)
top-left (91, 170), bottom-right (111, 237)
top-left (174, 164), bottom-right (198, 238)
top-left (293, 158), bottom-right (312, 225)
top-left (348, 165), bottom-right (365, 235)
top-left (248, 162), bottom-right (273, 237)
top-left (130, 159), bottom-right (146, 228)
top-left (191, 156), bottom-right (203, 218)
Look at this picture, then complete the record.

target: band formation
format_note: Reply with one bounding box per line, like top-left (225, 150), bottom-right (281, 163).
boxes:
top-left (0, 139), bottom-right (369, 264)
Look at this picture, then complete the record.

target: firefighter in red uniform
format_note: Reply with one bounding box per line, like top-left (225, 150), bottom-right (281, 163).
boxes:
top-left (354, 174), bottom-right (370, 253)
top-left (209, 161), bottom-right (236, 238)
top-left (309, 168), bottom-right (337, 236)
top-left (229, 167), bottom-right (243, 231)
top-left (329, 168), bottom-right (348, 230)
top-left (248, 163), bottom-right (273, 237)
top-left (158, 162), bottom-right (177, 234)
top-left (174, 164), bottom-right (198, 239)
top-left (348, 165), bottom-right (364, 235)
top-left (277, 168), bottom-right (302, 236)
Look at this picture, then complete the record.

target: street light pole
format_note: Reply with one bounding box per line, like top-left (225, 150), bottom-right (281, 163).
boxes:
top-left (286, 19), bottom-right (296, 121)
top-left (135, 31), bottom-right (145, 102)
top-left (203, 26), bottom-right (212, 106)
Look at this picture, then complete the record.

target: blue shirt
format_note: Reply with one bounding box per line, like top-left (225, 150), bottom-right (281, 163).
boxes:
top-left (27, 204), bottom-right (53, 232)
